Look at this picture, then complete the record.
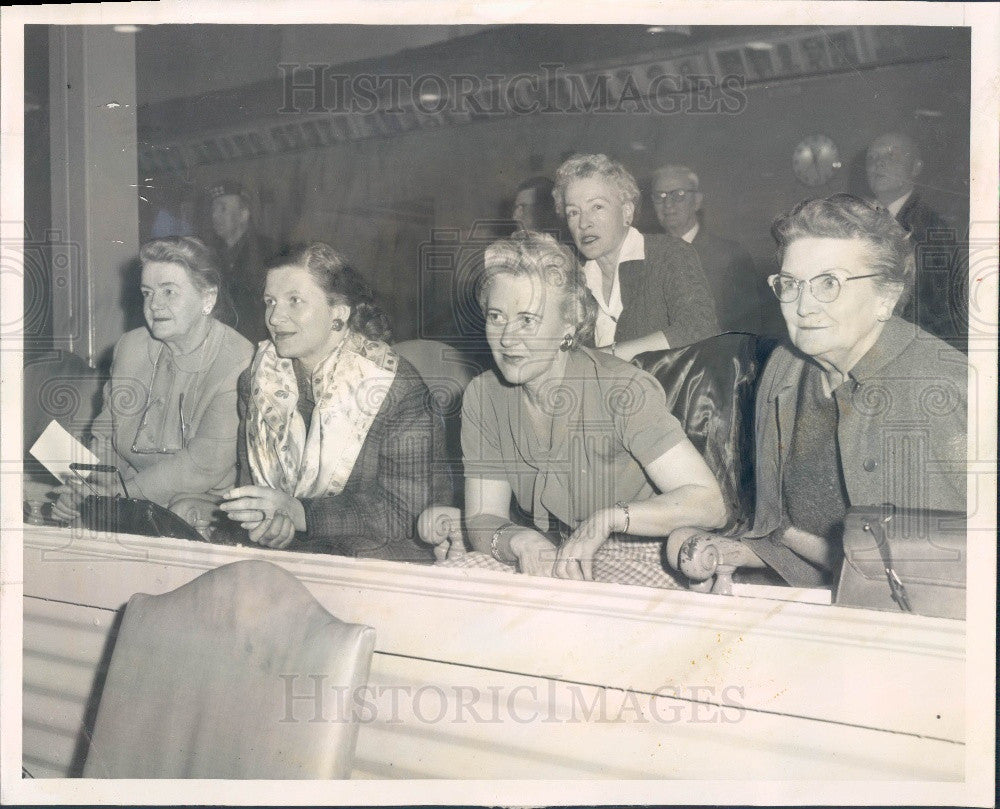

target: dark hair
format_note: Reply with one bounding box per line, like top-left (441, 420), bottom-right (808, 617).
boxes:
top-left (514, 176), bottom-right (559, 233)
top-left (139, 236), bottom-right (222, 307)
top-left (266, 243), bottom-right (392, 342)
top-left (771, 194), bottom-right (915, 311)
top-left (479, 230), bottom-right (597, 347)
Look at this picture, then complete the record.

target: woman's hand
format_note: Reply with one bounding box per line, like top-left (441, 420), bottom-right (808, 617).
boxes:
top-left (782, 525), bottom-right (842, 571)
top-left (554, 508), bottom-right (617, 581)
top-left (50, 479), bottom-right (87, 523)
top-left (602, 334), bottom-right (670, 363)
top-left (249, 511), bottom-right (297, 549)
top-left (509, 530), bottom-right (559, 577)
top-left (50, 475), bottom-right (116, 524)
top-left (220, 485), bottom-right (306, 549)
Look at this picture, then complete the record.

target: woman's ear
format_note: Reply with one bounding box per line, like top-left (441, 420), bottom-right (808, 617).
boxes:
top-left (879, 281), bottom-right (905, 319)
top-left (202, 287), bottom-right (218, 315)
top-left (622, 200), bottom-right (635, 227)
top-left (332, 302), bottom-right (352, 325)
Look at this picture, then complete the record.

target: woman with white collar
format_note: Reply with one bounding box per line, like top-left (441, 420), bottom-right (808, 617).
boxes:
top-left (552, 153), bottom-right (721, 362)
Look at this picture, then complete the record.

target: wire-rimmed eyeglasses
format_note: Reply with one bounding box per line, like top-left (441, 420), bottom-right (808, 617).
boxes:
top-left (651, 189), bottom-right (697, 205)
top-left (767, 272), bottom-right (884, 303)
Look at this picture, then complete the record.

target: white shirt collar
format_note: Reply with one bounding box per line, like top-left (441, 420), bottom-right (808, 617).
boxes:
top-left (885, 190), bottom-right (913, 218)
top-left (680, 222), bottom-right (699, 244)
top-left (616, 225), bottom-right (645, 263)
top-left (581, 227), bottom-right (644, 348)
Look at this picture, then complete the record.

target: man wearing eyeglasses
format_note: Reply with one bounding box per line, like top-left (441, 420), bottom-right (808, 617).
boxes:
top-left (650, 165), bottom-right (763, 335)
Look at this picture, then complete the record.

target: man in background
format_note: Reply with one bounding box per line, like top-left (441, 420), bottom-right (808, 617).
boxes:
top-left (650, 164), bottom-right (763, 335)
top-left (511, 175), bottom-right (560, 236)
top-left (204, 181), bottom-right (275, 344)
top-left (865, 131), bottom-right (966, 350)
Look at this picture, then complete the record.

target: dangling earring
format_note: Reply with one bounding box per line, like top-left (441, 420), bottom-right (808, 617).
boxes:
top-left (331, 318), bottom-right (344, 332)
top-left (559, 333), bottom-right (575, 351)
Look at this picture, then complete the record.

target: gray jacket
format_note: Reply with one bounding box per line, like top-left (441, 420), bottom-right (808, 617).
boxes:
top-left (747, 316), bottom-right (967, 541)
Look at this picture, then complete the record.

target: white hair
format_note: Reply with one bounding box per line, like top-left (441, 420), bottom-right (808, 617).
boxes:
top-left (652, 164), bottom-right (700, 191)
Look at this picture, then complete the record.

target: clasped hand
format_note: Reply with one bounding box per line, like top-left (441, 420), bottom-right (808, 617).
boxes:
top-left (552, 508), bottom-right (617, 581)
top-left (508, 509), bottom-right (616, 580)
top-left (220, 485), bottom-right (306, 549)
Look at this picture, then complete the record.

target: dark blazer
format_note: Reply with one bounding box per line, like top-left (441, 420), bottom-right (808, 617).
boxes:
top-left (690, 228), bottom-right (764, 334)
top-left (896, 193), bottom-right (967, 352)
top-left (616, 233), bottom-right (721, 348)
top-left (236, 355), bottom-right (450, 562)
top-left (208, 230), bottom-right (277, 345)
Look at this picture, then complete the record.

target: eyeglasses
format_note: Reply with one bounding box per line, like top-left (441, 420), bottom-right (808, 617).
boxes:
top-left (652, 189), bottom-right (696, 205)
top-left (767, 272), bottom-right (884, 303)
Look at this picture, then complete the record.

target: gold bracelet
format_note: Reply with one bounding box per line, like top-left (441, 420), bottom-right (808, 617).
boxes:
top-left (490, 521), bottom-right (516, 563)
top-left (614, 501), bottom-right (630, 534)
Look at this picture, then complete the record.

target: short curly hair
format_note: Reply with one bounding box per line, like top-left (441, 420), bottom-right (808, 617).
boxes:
top-left (771, 194), bottom-right (915, 312)
top-left (552, 153), bottom-right (641, 219)
top-left (478, 230), bottom-right (597, 347)
top-left (266, 243), bottom-right (392, 342)
top-left (139, 236), bottom-right (221, 296)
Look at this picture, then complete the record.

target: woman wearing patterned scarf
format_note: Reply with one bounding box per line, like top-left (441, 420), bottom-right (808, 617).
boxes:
top-left (220, 243), bottom-right (447, 561)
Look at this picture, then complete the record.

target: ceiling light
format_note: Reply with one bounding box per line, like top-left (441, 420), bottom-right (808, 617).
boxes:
top-left (113, 24), bottom-right (142, 34)
top-left (745, 41), bottom-right (775, 51)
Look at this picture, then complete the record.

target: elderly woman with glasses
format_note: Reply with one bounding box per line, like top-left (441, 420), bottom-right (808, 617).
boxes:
top-left (51, 237), bottom-right (254, 522)
top-left (552, 153), bottom-right (720, 362)
top-left (742, 194), bottom-right (967, 583)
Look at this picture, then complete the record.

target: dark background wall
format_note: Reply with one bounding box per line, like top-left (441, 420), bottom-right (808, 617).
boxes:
top-left (24, 25), bottom-right (52, 350)
top-left (142, 58), bottom-right (969, 342)
top-left (78, 24), bottom-right (972, 346)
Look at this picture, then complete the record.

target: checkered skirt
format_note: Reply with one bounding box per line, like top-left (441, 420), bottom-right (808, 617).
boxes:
top-left (439, 536), bottom-right (684, 590)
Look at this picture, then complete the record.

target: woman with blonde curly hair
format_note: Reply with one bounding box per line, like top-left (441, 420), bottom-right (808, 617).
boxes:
top-left (552, 153), bottom-right (720, 361)
top-left (433, 231), bottom-right (726, 587)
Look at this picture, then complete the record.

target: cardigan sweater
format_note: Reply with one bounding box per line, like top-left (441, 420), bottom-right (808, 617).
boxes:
top-left (614, 233), bottom-right (721, 348)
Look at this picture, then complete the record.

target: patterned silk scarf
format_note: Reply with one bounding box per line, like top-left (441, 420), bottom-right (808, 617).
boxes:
top-left (245, 331), bottom-right (398, 498)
